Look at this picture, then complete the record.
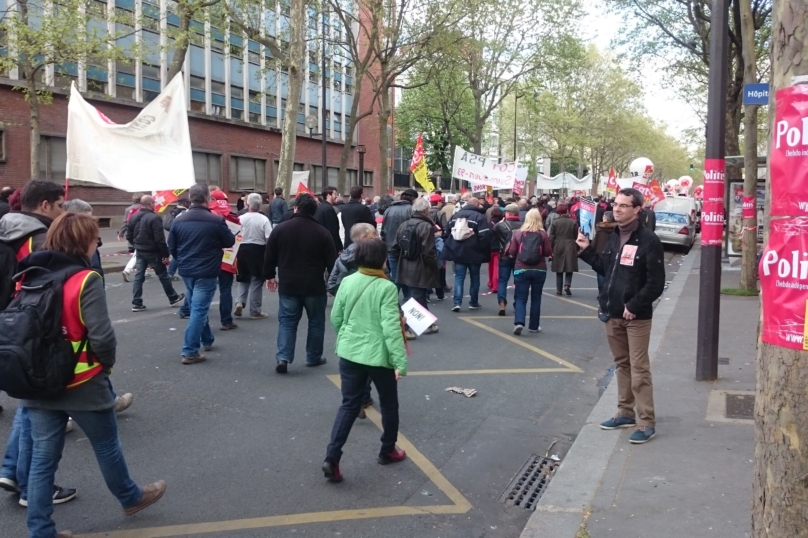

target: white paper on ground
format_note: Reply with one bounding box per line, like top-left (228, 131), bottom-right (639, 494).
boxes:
top-left (401, 298), bottom-right (438, 336)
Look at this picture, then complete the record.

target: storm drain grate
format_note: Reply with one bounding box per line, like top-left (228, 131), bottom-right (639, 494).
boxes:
top-left (498, 454), bottom-right (560, 511)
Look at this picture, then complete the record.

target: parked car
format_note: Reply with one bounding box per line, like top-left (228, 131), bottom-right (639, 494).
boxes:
top-left (657, 196), bottom-right (701, 234)
top-left (654, 211), bottom-right (696, 253)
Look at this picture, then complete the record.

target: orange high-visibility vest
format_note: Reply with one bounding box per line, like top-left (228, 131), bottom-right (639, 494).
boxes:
top-left (61, 270), bottom-right (104, 389)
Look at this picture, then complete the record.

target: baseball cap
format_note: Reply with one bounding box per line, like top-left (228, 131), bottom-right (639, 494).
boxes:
top-left (429, 193), bottom-right (442, 203)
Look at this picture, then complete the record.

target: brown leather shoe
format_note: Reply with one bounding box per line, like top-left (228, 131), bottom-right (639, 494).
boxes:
top-left (498, 301), bottom-right (506, 316)
top-left (124, 480), bottom-right (166, 516)
top-left (56, 532), bottom-right (73, 538)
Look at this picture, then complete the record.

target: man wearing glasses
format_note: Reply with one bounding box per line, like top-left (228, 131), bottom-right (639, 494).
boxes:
top-left (576, 188), bottom-right (666, 444)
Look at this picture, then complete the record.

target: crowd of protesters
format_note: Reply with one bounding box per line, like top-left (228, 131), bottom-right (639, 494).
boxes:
top-left (0, 178), bottom-right (665, 536)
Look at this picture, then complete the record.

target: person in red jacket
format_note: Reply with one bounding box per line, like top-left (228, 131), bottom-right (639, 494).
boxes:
top-left (210, 189), bottom-right (240, 330)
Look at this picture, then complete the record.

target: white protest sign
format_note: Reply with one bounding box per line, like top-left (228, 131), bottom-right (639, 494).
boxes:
top-left (290, 170), bottom-right (311, 194)
top-left (401, 298), bottom-right (438, 336)
top-left (452, 147), bottom-right (516, 189)
top-left (470, 183), bottom-right (488, 193)
top-left (66, 73), bottom-right (194, 192)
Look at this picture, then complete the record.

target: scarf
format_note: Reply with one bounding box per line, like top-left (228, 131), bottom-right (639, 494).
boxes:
top-left (358, 267), bottom-right (411, 355)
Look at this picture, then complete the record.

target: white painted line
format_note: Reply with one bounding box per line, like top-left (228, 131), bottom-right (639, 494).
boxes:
top-left (112, 301), bottom-right (219, 325)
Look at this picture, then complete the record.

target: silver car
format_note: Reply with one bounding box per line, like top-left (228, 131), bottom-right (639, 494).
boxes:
top-left (654, 211), bottom-right (695, 252)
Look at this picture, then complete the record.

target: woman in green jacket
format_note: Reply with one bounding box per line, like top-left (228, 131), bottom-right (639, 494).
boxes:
top-left (322, 238), bottom-right (408, 483)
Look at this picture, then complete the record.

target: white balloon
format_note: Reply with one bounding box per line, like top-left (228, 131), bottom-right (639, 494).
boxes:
top-left (629, 157), bottom-right (655, 183)
top-left (678, 175), bottom-right (693, 188)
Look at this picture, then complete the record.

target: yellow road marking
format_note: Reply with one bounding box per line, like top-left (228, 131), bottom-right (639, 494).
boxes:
top-left (78, 377), bottom-right (473, 538)
top-left (407, 368), bottom-right (576, 376)
top-left (459, 317), bottom-right (584, 373)
top-left (542, 293), bottom-right (599, 311)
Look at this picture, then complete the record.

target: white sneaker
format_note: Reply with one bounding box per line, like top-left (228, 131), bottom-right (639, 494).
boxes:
top-left (513, 324), bottom-right (524, 335)
top-left (65, 419), bottom-right (74, 433)
top-left (121, 271), bottom-right (130, 283)
top-left (114, 393), bottom-right (134, 413)
top-left (0, 477), bottom-right (20, 493)
top-left (529, 326), bottom-right (542, 333)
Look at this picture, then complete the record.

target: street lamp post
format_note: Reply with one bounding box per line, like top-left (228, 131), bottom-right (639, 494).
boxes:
top-left (357, 145), bottom-right (366, 190)
top-left (513, 93), bottom-right (523, 162)
top-left (321, 6), bottom-right (328, 193)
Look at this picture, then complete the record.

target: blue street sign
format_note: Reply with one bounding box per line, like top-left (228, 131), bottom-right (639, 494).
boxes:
top-left (743, 83), bottom-right (769, 105)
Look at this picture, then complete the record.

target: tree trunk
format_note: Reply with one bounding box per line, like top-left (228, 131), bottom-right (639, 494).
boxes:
top-left (377, 86), bottom-right (391, 194)
top-left (276, 0), bottom-right (306, 194)
top-left (166, 8), bottom-right (190, 81)
top-left (751, 1), bottom-right (808, 535)
top-left (739, 0), bottom-right (758, 291)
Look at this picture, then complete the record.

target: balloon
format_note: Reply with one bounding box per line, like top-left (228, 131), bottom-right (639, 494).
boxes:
top-left (629, 158), bottom-right (655, 183)
top-left (693, 185), bottom-right (704, 199)
top-left (666, 179), bottom-right (680, 193)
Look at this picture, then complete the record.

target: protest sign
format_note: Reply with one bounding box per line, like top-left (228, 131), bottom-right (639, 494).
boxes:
top-left (410, 134), bottom-right (433, 193)
top-left (290, 171), bottom-right (311, 195)
top-left (771, 84), bottom-right (808, 216)
top-left (760, 217), bottom-right (808, 350)
top-left (66, 73), bottom-right (194, 192)
top-left (513, 165), bottom-right (528, 195)
top-left (470, 183), bottom-right (487, 193)
top-left (401, 298), bottom-right (438, 336)
top-left (701, 159), bottom-right (726, 246)
top-left (153, 189), bottom-right (187, 213)
top-left (452, 147), bottom-right (516, 189)
top-left (579, 198), bottom-right (596, 238)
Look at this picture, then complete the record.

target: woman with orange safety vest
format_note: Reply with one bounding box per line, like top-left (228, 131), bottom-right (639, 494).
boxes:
top-left (18, 213), bottom-right (166, 538)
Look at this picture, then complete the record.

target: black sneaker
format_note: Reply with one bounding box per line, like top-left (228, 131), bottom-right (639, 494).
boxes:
top-left (276, 360), bottom-right (288, 374)
top-left (131, 305), bottom-right (146, 312)
top-left (170, 293), bottom-right (185, 307)
top-left (19, 485), bottom-right (77, 507)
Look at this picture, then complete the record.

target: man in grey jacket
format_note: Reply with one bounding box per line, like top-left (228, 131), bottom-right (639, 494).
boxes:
top-left (380, 189), bottom-right (417, 291)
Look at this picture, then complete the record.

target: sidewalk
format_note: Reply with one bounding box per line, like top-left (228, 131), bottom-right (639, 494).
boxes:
top-left (521, 246), bottom-right (756, 538)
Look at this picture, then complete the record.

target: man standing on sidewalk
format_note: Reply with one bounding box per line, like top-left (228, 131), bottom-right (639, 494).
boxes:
top-left (169, 184), bottom-right (235, 364)
top-left (576, 188), bottom-right (665, 444)
top-left (126, 195), bottom-right (185, 312)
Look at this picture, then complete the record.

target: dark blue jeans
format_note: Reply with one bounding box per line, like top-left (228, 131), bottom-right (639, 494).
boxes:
top-left (325, 358), bottom-right (399, 463)
top-left (1, 407), bottom-right (30, 499)
top-left (498, 258), bottom-right (514, 305)
top-left (132, 252), bottom-right (180, 307)
top-left (181, 276), bottom-right (217, 356)
top-left (277, 293), bottom-right (326, 365)
top-left (514, 270), bottom-right (547, 331)
top-left (218, 271), bottom-right (234, 325)
top-left (387, 252), bottom-right (408, 299)
top-left (26, 407), bottom-right (142, 538)
top-left (453, 263), bottom-right (481, 307)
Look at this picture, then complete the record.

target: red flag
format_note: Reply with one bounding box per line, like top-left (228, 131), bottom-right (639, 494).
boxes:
top-left (410, 133), bottom-right (425, 171)
top-left (648, 179), bottom-right (666, 205)
top-left (153, 189), bottom-right (187, 213)
top-left (606, 168), bottom-right (618, 192)
top-left (296, 181), bottom-right (315, 197)
top-left (461, 184), bottom-right (467, 194)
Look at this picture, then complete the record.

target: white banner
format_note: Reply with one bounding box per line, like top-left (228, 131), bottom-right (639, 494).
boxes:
top-left (66, 73), bottom-right (195, 192)
top-left (470, 183), bottom-right (487, 193)
top-left (535, 172), bottom-right (593, 191)
top-left (290, 170), bottom-right (311, 194)
top-left (452, 147), bottom-right (516, 189)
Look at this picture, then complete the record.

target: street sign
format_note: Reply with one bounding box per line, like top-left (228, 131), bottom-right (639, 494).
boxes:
top-left (743, 83), bottom-right (769, 105)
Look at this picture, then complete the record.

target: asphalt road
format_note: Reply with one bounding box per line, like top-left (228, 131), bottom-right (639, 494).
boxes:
top-left (0, 248), bottom-right (685, 538)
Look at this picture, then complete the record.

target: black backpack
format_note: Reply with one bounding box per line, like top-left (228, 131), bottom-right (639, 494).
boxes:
top-left (517, 231), bottom-right (544, 265)
top-left (0, 265), bottom-right (89, 399)
top-left (0, 241), bottom-right (18, 311)
top-left (398, 222), bottom-right (422, 261)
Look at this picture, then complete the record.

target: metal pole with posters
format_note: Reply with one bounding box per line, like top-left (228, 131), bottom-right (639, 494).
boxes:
top-left (321, 7), bottom-right (328, 193)
top-left (696, 0), bottom-right (730, 382)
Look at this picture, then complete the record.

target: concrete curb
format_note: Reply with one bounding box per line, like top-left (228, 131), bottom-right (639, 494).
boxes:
top-left (519, 247), bottom-right (700, 538)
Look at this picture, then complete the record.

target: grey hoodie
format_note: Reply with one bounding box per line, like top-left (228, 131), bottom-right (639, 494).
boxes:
top-left (0, 212), bottom-right (48, 251)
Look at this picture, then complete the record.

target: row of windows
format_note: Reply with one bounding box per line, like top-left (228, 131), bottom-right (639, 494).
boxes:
top-left (35, 136), bottom-right (372, 191)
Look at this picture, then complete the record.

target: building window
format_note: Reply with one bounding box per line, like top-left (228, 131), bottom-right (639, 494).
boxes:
top-left (230, 156), bottom-right (266, 191)
top-left (0, 130), bottom-right (6, 162)
top-left (193, 151), bottom-right (221, 186)
top-left (347, 169), bottom-right (358, 186)
top-left (363, 171), bottom-right (373, 187)
top-left (327, 166), bottom-right (339, 187)
top-left (39, 136), bottom-right (66, 180)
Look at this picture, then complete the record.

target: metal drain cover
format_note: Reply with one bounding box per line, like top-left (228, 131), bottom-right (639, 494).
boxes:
top-left (498, 454), bottom-right (560, 511)
top-left (726, 393), bottom-right (754, 420)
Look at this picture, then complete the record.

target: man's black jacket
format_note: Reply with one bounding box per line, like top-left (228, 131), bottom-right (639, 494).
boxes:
top-left (339, 199), bottom-right (376, 248)
top-left (315, 202), bottom-right (344, 251)
top-left (579, 223), bottom-right (665, 320)
top-left (126, 208), bottom-right (169, 258)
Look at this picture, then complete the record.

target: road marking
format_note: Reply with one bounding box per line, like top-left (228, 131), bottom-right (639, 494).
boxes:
top-left (112, 302), bottom-right (219, 325)
top-left (464, 316), bottom-right (597, 320)
top-left (459, 317), bottom-right (583, 373)
top-left (77, 377), bottom-right (472, 538)
top-left (573, 272), bottom-right (598, 279)
top-left (542, 293), bottom-right (599, 311)
top-left (408, 368), bottom-right (577, 376)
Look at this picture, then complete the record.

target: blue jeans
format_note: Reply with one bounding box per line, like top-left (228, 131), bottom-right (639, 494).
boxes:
top-left (131, 252), bottom-right (180, 307)
top-left (453, 263), bottom-right (481, 307)
top-left (1, 407), bottom-right (30, 499)
top-left (181, 276), bottom-right (217, 357)
top-left (513, 270), bottom-right (547, 331)
top-left (326, 358), bottom-right (399, 463)
top-left (277, 293), bottom-right (326, 365)
top-left (26, 407), bottom-right (142, 538)
top-left (497, 258), bottom-right (514, 305)
top-left (218, 271), bottom-right (234, 325)
top-left (387, 252), bottom-right (408, 299)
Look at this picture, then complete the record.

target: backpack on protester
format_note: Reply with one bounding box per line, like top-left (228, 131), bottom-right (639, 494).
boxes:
top-left (451, 217), bottom-right (475, 241)
top-left (398, 222), bottom-right (422, 261)
top-left (0, 266), bottom-right (90, 399)
top-left (517, 231), bottom-right (544, 265)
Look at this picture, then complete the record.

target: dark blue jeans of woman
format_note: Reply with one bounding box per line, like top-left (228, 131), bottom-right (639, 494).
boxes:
top-left (513, 270), bottom-right (547, 331)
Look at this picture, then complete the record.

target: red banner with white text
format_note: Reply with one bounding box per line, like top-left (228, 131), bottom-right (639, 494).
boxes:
top-left (700, 159), bottom-right (725, 246)
top-left (771, 84), bottom-right (808, 216)
top-left (760, 217), bottom-right (808, 350)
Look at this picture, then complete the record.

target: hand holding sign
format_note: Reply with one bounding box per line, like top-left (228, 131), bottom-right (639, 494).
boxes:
top-left (576, 231), bottom-right (590, 252)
